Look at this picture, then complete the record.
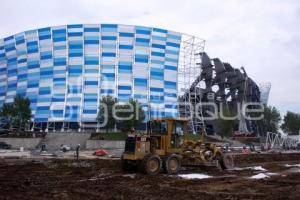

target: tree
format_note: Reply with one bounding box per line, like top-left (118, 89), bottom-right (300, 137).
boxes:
top-left (0, 95), bottom-right (31, 130)
top-left (13, 95), bottom-right (31, 130)
top-left (115, 99), bottom-right (146, 132)
top-left (281, 111), bottom-right (300, 134)
top-left (216, 106), bottom-right (237, 139)
top-left (260, 105), bottom-right (281, 134)
top-left (0, 103), bottom-right (14, 123)
top-left (97, 95), bottom-right (117, 133)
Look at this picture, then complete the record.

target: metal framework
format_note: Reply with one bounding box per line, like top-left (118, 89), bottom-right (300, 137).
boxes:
top-left (178, 34), bottom-right (206, 134)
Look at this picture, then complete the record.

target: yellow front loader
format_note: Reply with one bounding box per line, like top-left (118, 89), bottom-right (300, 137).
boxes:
top-left (121, 118), bottom-right (234, 175)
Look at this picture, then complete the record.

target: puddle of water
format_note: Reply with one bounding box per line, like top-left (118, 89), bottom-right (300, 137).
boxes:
top-left (251, 166), bottom-right (267, 171)
top-left (284, 164), bottom-right (300, 168)
top-left (231, 166), bottom-right (267, 171)
top-left (178, 174), bottom-right (212, 179)
top-left (266, 172), bottom-right (279, 176)
top-left (250, 173), bottom-right (270, 179)
top-left (123, 174), bottom-right (136, 179)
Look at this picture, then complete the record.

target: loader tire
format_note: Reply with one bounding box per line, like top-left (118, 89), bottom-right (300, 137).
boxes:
top-left (164, 154), bottom-right (181, 175)
top-left (140, 154), bottom-right (162, 175)
top-left (220, 154), bottom-right (234, 170)
top-left (121, 157), bottom-right (136, 172)
top-left (121, 158), bottom-right (130, 172)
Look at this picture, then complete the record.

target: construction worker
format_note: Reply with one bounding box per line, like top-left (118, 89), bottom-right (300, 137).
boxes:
top-left (76, 144), bottom-right (80, 160)
top-left (249, 143), bottom-right (255, 152)
top-left (242, 146), bottom-right (250, 154)
top-left (41, 141), bottom-right (46, 152)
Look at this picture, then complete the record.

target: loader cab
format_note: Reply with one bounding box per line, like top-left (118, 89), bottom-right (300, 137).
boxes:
top-left (148, 118), bottom-right (188, 151)
top-left (171, 120), bottom-right (185, 148)
top-left (148, 120), bottom-right (168, 135)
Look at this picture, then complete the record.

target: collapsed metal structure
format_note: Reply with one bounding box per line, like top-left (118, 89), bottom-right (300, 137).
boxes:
top-left (179, 48), bottom-right (261, 135)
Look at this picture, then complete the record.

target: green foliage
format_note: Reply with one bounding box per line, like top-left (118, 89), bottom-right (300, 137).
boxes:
top-left (260, 105), bottom-right (281, 134)
top-left (13, 95), bottom-right (31, 129)
top-left (216, 107), bottom-right (237, 138)
top-left (97, 97), bottom-right (146, 133)
top-left (0, 95), bottom-right (31, 130)
top-left (97, 95), bottom-right (117, 133)
top-left (0, 103), bottom-right (14, 120)
top-left (115, 98), bottom-right (145, 132)
top-left (281, 111), bottom-right (300, 134)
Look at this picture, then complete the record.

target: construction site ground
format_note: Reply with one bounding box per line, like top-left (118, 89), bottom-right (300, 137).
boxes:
top-left (0, 153), bottom-right (300, 200)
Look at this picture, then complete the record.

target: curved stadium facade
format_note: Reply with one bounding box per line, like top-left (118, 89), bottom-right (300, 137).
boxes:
top-left (0, 24), bottom-right (183, 129)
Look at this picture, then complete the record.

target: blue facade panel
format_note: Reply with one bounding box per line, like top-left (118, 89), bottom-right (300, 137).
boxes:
top-left (0, 24), bottom-right (182, 122)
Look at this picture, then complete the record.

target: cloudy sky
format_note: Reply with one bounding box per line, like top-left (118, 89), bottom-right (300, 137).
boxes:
top-left (1, 0), bottom-right (299, 116)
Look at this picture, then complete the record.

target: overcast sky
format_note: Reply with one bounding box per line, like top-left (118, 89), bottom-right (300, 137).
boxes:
top-left (0, 0), bottom-right (299, 116)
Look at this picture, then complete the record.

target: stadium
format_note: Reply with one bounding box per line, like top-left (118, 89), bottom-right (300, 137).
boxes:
top-left (0, 23), bottom-right (262, 135)
top-left (0, 24), bottom-right (186, 131)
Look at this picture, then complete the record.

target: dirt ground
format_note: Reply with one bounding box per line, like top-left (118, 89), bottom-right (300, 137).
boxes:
top-left (0, 153), bottom-right (300, 200)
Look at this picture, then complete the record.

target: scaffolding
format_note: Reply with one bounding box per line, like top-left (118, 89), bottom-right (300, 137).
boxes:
top-left (178, 34), bottom-right (206, 134)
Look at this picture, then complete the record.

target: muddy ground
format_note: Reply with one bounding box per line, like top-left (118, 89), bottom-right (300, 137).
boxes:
top-left (0, 153), bottom-right (300, 200)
